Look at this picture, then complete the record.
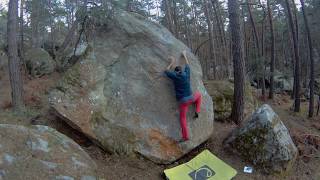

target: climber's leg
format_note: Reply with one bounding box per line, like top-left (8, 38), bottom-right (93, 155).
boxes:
top-left (193, 91), bottom-right (202, 113)
top-left (179, 102), bottom-right (190, 141)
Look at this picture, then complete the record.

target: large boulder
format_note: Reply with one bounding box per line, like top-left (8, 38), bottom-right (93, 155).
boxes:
top-left (0, 124), bottom-right (97, 179)
top-left (25, 48), bottom-right (56, 77)
top-left (224, 104), bottom-right (298, 175)
top-left (204, 80), bottom-right (257, 121)
top-left (49, 10), bottom-right (214, 164)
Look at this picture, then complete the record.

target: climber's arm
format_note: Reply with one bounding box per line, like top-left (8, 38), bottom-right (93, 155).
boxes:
top-left (165, 57), bottom-right (177, 79)
top-left (182, 51), bottom-right (190, 78)
top-left (166, 57), bottom-right (175, 70)
top-left (182, 50), bottom-right (189, 65)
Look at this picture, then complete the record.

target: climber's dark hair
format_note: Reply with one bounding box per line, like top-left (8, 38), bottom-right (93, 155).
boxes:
top-left (174, 66), bottom-right (182, 73)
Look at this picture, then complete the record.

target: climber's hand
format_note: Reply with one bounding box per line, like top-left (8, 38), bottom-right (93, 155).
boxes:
top-left (167, 56), bottom-right (176, 70)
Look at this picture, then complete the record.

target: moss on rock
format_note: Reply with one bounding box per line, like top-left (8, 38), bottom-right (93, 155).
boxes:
top-left (224, 104), bottom-right (298, 175)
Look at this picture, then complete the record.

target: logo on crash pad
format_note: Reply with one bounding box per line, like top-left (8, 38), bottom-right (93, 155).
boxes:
top-left (188, 165), bottom-right (215, 180)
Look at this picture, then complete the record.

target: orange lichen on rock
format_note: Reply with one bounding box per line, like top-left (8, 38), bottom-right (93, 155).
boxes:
top-left (148, 129), bottom-right (183, 160)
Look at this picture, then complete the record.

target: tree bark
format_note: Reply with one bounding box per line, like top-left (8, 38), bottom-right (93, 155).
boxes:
top-left (19, 0), bottom-right (26, 73)
top-left (290, 0), bottom-right (299, 100)
top-left (228, 0), bottom-right (245, 125)
top-left (19, 0), bottom-right (24, 58)
top-left (267, 0), bottom-right (275, 99)
top-left (7, 0), bottom-right (24, 112)
top-left (300, 0), bottom-right (314, 117)
top-left (291, 0), bottom-right (299, 45)
top-left (285, 0), bottom-right (300, 112)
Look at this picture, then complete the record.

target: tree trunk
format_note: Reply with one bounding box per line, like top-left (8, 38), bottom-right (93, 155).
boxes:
top-left (285, 0), bottom-right (300, 112)
top-left (164, 0), bottom-right (175, 35)
top-left (19, 0), bottom-right (25, 68)
top-left (261, 8), bottom-right (267, 100)
top-left (228, 0), bottom-right (245, 125)
top-left (183, 6), bottom-right (192, 48)
top-left (247, 0), bottom-right (260, 51)
top-left (242, 7), bottom-right (247, 65)
top-left (291, 0), bottom-right (299, 45)
top-left (192, 1), bottom-right (201, 51)
top-left (31, 0), bottom-right (40, 48)
top-left (300, 0), bottom-right (314, 117)
top-left (290, 0), bottom-right (299, 101)
top-left (204, 0), bottom-right (216, 79)
top-left (267, 0), bottom-right (275, 99)
top-left (247, 0), bottom-right (265, 98)
top-left (172, 0), bottom-right (179, 38)
top-left (48, 0), bottom-right (55, 57)
top-left (7, 0), bottom-right (24, 112)
top-left (56, 20), bottom-right (78, 57)
top-left (212, 0), bottom-right (228, 78)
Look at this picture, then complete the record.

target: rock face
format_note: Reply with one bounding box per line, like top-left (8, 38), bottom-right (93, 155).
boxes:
top-left (204, 80), bottom-right (257, 121)
top-left (25, 48), bottom-right (56, 77)
top-left (49, 11), bottom-right (214, 163)
top-left (224, 104), bottom-right (298, 174)
top-left (0, 124), bottom-right (97, 179)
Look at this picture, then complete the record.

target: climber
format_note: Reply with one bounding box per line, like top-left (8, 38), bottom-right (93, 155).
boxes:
top-left (165, 50), bottom-right (202, 142)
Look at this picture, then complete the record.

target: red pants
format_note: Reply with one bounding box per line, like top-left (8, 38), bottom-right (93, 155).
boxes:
top-left (179, 91), bottom-right (202, 140)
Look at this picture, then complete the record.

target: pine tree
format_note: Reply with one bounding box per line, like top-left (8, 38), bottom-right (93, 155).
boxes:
top-left (7, 0), bottom-right (24, 112)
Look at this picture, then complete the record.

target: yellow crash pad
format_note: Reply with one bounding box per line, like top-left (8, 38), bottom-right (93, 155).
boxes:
top-left (164, 150), bottom-right (237, 180)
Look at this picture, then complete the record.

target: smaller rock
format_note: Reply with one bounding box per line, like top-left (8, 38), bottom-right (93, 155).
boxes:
top-left (224, 104), bottom-right (298, 175)
top-left (204, 80), bottom-right (257, 121)
top-left (25, 48), bottom-right (56, 77)
top-left (274, 75), bottom-right (293, 93)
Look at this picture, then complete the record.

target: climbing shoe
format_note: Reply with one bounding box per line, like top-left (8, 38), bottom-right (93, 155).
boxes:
top-left (193, 112), bottom-right (199, 119)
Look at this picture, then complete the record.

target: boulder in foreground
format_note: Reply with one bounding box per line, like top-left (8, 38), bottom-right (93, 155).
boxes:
top-left (0, 124), bottom-right (97, 179)
top-left (224, 104), bottom-right (297, 175)
top-left (49, 10), bottom-right (214, 164)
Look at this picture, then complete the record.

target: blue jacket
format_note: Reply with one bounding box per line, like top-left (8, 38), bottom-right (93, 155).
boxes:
top-left (165, 65), bottom-right (193, 101)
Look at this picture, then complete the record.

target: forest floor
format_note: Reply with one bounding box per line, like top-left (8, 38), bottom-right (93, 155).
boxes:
top-left (0, 70), bottom-right (320, 180)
